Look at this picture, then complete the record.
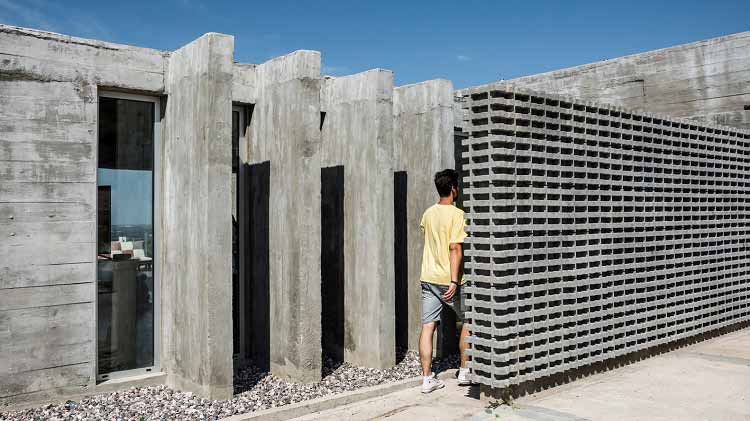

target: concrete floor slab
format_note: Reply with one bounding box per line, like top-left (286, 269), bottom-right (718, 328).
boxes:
top-left (293, 328), bottom-right (750, 421)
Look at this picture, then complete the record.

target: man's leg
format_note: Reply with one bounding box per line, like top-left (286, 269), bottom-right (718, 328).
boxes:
top-left (419, 322), bottom-right (437, 376)
top-left (454, 283), bottom-right (472, 385)
top-left (420, 283), bottom-right (446, 393)
top-left (458, 322), bottom-right (470, 368)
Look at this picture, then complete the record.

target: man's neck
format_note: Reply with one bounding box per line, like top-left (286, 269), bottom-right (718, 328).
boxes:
top-left (438, 196), bottom-right (454, 205)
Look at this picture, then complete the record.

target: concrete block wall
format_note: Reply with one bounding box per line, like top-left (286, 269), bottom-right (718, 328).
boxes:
top-left (499, 32), bottom-right (750, 131)
top-left (459, 84), bottom-right (750, 389)
top-left (0, 25), bottom-right (167, 404)
top-left (320, 70), bottom-right (396, 368)
top-left (160, 33), bottom-right (234, 400)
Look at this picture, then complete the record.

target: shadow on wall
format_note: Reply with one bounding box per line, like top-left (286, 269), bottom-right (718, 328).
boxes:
top-left (321, 165), bottom-right (345, 364)
top-left (240, 165), bottom-right (428, 372)
top-left (394, 171), bottom-right (409, 360)
top-left (245, 160), bottom-right (270, 370)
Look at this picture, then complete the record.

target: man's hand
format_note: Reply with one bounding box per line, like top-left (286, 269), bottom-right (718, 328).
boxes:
top-left (443, 282), bottom-right (457, 302)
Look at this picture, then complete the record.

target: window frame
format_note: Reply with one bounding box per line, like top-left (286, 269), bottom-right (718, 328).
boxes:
top-left (95, 90), bottom-right (161, 382)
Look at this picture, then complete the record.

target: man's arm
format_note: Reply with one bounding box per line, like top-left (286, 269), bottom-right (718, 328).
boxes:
top-left (443, 242), bottom-right (462, 301)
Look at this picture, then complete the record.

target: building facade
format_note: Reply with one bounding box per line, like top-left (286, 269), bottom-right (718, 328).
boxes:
top-left (1, 23), bottom-right (749, 406)
top-left (0, 25), bottom-right (453, 404)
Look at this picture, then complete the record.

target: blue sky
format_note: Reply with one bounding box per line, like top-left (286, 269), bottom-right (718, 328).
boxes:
top-left (1, 0), bottom-right (748, 88)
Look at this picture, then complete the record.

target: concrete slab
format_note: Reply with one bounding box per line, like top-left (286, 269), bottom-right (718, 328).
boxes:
top-left (292, 328), bottom-right (750, 421)
top-left (293, 375), bottom-right (485, 421)
top-left (680, 326), bottom-right (750, 362)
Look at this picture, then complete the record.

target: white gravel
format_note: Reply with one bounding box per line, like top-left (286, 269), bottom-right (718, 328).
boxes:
top-left (1, 352), bottom-right (459, 421)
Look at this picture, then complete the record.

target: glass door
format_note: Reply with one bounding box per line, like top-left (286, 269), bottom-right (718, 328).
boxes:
top-left (96, 92), bottom-right (160, 380)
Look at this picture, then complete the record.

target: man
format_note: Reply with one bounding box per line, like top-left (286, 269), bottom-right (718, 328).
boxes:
top-left (419, 169), bottom-right (471, 393)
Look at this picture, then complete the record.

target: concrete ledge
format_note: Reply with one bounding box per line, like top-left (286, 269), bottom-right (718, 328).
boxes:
top-left (0, 372), bottom-right (166, 413)
top-left (220, 371), bottom-right (454, 421)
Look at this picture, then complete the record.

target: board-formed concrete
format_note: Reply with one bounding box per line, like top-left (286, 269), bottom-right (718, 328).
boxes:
top-left (246, 50), bottom-right (324, 383)
top-left (320, 69), bottom-right (396, 368)
top-left (393, 80), bottom-right (455, 350)
top-left (6, 21), bottom-right (750, 409)
top-left (459, 84), bottom-right (750, 389)
top-left (0, 24), bottom-right (167, 402)
top-left (497, 32), bottom-right (750, 131)
top-left (160, 33), bottom-right (235, 400)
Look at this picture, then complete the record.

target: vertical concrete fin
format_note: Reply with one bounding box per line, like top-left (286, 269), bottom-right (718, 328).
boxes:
top-left (248, 50), bottom-right (323, 383)
top-left (161, 32), bottom-right (234, 400)
top-left (320, 69), bottom-right (396, 368)
top-left (393, 79), bottom-right (455, 350)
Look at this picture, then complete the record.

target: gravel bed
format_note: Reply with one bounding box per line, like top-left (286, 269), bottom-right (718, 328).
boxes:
top-left (1, 351), bottom-right (459, 421)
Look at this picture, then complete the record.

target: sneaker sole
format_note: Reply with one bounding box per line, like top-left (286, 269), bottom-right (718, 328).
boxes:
top-left (421, 383), bottom-right (446, 393)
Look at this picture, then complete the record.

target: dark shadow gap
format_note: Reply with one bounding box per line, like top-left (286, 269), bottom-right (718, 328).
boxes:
top-left (231, 109), bottom-right (241, 360)
top-left (394, 170), bottom-right (409, 361)
top-left (246, 160), bottom-right (270, 371)
top-left (321, 165), bottom-right (345, 365)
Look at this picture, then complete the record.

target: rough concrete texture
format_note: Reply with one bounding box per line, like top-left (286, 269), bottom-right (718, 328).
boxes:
top-left (246, 50), bottom-right (323, 383)
top-left (160, 33), bottom-right (234, 400)
top-left (487, 32), bottom-right (750, 130)
top-left (292, 327), bottom-right (750, 421)
top-left (320, 70), bottom-right (396, 368)
top-left (232, 63), bottom-right (258, 104)
top-left (0, 24), bottom-right (167, 402)
top-left (460, 84), bottom-right (750, 389)
top-left (393, 80), bottom-right (455, 350)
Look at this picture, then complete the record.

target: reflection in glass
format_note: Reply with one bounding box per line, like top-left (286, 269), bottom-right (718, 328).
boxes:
top-left (97, 96), bottom-right (155, 376)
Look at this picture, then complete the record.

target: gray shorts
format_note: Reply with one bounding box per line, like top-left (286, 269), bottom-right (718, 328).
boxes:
top-left (421, 281), bottom-right (466, 324)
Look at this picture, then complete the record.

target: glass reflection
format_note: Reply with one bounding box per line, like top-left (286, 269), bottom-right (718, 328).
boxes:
top-left (97, 96), bottom-right (155, 375)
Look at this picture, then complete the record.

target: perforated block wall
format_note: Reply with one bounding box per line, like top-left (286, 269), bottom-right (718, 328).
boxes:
top-left (459, 85), bottom-right (750, 389)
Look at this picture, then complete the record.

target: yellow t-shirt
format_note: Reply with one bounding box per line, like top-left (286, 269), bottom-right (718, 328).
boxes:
top-left (419, 204), bottom-right (468, 286)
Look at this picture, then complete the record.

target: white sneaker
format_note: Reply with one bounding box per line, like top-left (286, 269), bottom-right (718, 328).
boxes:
top-left (421, 373), bottom-right (445, 393)
top-left (457, 368), bottom-right (471, 386)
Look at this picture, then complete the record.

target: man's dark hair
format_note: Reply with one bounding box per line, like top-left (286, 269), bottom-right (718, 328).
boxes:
top-left (434, 169), bottom-right (459, 197)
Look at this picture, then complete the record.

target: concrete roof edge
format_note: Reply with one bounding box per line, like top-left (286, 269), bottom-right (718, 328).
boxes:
top-left (467, 31), bottom-right (750, 93)
top-left (0, 23), bottom-right (170, 56)
top-left (233, 62), bottom-right (258, 68)
top-left (395, 78), bottom-right (452, 90)
top-left (259, 49), bottom-right (321, 65)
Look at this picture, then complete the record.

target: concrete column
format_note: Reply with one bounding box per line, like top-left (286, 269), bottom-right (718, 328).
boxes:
top-left (160, 33), bottom-right (234, 399)
top-left (320, 70), bottom-right (396, 368)
top-left (247, 51), bottom-right (323, 383)
top-left (393, 80), bottom-right (455, 350)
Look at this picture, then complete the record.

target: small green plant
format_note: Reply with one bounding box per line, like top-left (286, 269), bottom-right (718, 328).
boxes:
top-left (484, 387), bottom-right (519, 417)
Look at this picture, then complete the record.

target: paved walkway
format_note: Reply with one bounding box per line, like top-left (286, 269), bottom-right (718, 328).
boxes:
top-left (294, 328), bottom-right (750, 420)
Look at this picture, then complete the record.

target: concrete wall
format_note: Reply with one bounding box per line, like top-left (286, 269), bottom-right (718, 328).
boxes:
top-left (245, 51), bottom-right (323, 383)
top-left (0, 23), bottom-right (466, 406)
top-left (495, 32), bottom-right (750, 130)
top-left (0, 25), bottom-right (166, 403)
top-left (393, 80), bottom-right (455, 350)
top-left (320, 70), bottom-right (396, 368)
top-left (160, 33), bottom-right (234, 400)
